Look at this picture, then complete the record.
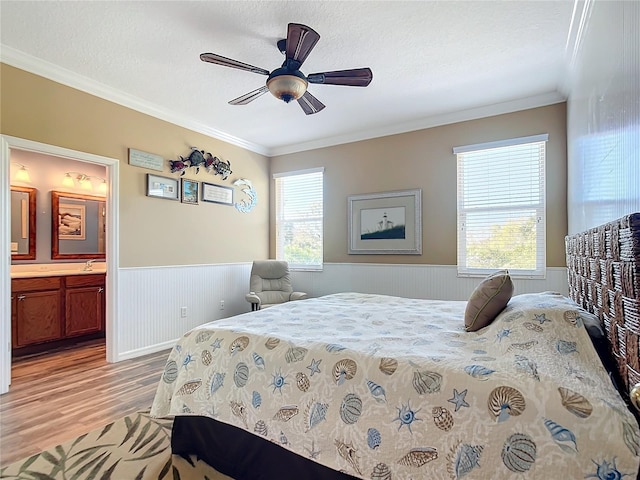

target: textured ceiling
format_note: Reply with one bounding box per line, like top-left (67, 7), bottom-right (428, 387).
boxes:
top-left (0, 1), bottom-right (574, 156)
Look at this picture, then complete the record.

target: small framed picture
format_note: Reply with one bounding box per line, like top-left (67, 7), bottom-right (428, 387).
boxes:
top-left (58, 203), bottom-right (86, 240)
top-left (146, 174), bottom-right (179, 201)
top-left (202, 182), bottom-right (234, 205)
top-left (181, 178), bottom-right (199, 205)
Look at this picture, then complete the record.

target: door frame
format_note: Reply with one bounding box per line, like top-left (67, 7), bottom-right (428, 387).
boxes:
top-left (1, 135), bottom-right (120, 394)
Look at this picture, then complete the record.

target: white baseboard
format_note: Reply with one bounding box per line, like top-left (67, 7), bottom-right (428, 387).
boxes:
top-left (116, 338), bottom-right (176, 362)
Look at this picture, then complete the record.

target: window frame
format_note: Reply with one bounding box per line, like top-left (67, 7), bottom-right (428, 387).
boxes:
top-left (273, 167), bottom-right (324, 271)
top-left (454, 134), bottom-right (548, 279)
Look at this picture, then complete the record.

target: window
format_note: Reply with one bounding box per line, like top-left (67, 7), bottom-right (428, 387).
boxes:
top-left (454, 134), bottom-right (547, 278)
top-left (274, 168), bottom-right (324, 270)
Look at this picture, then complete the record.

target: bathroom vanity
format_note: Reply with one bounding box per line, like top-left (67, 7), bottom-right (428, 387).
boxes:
top-left (11, 266), bottom-right (106, 356)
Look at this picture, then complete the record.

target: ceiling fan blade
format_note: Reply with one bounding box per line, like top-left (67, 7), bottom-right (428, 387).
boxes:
top-left (200, 53), bottom-right (270, 76)
top-left (229, 86), bottom-right (269, 105)
top-left (297, 91), bottom-right (325, 115)
top-left (286, 23), bottom-right (320, 67)
top-left (307, 68), bottom-right (373, 87)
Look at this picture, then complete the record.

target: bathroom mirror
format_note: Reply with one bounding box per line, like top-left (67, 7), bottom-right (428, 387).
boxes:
top-left (51, 190), bottom-right (106, 260)
top-left (11, 186), bottom-right (37, 260)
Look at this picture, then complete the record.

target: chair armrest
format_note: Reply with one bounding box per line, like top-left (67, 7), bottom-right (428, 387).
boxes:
top-left (246, 292), bottom-right (261, 311)
top-left (245, 293), bottom-right (261, 305)
top-left (289, 292), bottom-right (308, 301)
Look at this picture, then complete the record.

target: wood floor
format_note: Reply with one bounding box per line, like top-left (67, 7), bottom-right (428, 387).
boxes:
top-left (0, 340), bottom-right (170, 466)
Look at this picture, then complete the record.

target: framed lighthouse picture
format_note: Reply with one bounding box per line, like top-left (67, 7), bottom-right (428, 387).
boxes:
top-left (347, 189), bottom-right (422, 255)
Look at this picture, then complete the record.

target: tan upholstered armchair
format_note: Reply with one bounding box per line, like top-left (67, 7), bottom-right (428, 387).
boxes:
top-left (245, 260), bottom-right (308, 311)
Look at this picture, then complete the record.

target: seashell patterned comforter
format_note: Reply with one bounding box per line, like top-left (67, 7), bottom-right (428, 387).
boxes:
top-left (151, 292), bottom-right (640, 479)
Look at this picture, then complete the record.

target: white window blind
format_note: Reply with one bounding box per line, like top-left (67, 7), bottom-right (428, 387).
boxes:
top-left (454, 134), bottom-right (547, 278)
top-left (274, 168), bottom-right (324, 270)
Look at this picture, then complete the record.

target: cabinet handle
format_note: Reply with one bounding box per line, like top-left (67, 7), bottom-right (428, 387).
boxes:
top-left (17, 295), bottom-right (26, 301)
top-left (98, 287), bottom-right (104, 293)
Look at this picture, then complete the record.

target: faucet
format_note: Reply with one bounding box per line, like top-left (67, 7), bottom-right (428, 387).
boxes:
top-left (83, 259), bottom-right (95, 271)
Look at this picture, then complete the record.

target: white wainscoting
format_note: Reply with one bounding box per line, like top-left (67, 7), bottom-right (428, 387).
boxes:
top-left (291, 263), bottom-right (569, 301)
top-left (116, 262), bottom-right (569, 361)
top-left (117, 263), bottom-right (253, 360)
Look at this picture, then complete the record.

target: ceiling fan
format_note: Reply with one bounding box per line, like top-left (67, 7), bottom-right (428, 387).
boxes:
top-left (200, 23), bottom-right (373, 115)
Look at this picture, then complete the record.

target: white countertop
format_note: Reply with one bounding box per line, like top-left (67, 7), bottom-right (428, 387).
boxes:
top-left (11, 262), bottom-right (107, 279)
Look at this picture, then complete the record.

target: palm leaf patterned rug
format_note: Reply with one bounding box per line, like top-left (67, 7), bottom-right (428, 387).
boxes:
top-left (0, 410), bottom-right (232, 480)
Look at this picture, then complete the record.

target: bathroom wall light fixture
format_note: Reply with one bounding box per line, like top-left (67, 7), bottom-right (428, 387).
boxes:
top-left (97, 178), bottom-right (108, 194)
top-left (63, 172), bottom-right (108, 194)
top-left (12, 163), bottom-right (31, 183)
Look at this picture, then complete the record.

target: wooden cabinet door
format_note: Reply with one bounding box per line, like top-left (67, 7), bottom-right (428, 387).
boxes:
top-left (65, 286), bottom-right (104, 337)
top-left (14, 290), bottom-right (62, 347)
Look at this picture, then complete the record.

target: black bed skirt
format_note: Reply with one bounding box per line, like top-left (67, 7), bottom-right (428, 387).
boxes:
top-left (171, 415), bottom-right (360, 480)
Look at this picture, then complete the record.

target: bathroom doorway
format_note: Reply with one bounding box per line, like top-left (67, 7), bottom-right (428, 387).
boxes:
top-left (1, 135), bottom-right (120, 394)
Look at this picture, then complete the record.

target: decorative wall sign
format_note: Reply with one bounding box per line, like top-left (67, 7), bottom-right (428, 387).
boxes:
top-left (146, 174), bottom-right (179, 201)
top-left (202, 182), bottom-right (233, 205)
top-left (348, 189), bottom-right (422, 254)
top-left (233, 178), bottom-right (257, 213)
top-left (128, 148), bottom-right (164, 172)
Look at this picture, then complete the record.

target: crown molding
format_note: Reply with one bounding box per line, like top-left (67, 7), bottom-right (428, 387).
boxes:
top-left (1, 44), bottom-right (566, 159)
top-left (0, 45), bottom-right (270, 156)
top-left (268, 91), bottom-right (566, 157)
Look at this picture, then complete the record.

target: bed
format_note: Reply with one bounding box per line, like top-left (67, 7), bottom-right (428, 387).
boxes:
top-left (151, 213), bottom-right (640, 480)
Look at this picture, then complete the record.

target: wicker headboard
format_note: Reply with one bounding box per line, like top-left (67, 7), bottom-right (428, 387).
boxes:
top-left (565, 213), bottom-right (640, 399)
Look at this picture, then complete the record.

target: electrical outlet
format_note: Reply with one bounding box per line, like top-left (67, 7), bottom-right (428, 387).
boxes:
top-left (220, 300), bottom-right (225, 310)
top-left (180, 306), bottom-right (187, 318)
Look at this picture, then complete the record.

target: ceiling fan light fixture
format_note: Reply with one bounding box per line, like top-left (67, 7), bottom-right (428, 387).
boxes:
top-left (267, 73), bottom-right (308, 103)
top-left (200, 23), bottom-right (372, 113)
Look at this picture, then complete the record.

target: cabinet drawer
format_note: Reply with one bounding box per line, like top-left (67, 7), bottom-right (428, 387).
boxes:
top-left (12, 276), bottom-right (61, 293)
top-left (65, 274), bottom-right (105, 288)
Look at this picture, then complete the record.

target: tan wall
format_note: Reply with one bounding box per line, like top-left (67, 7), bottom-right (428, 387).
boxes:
top-left (270, 103), bottom-right (568, 267)
top-left (1, 64), bottom-right (270, 267)
top-left (2, 64), bottom-right (567, 268)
